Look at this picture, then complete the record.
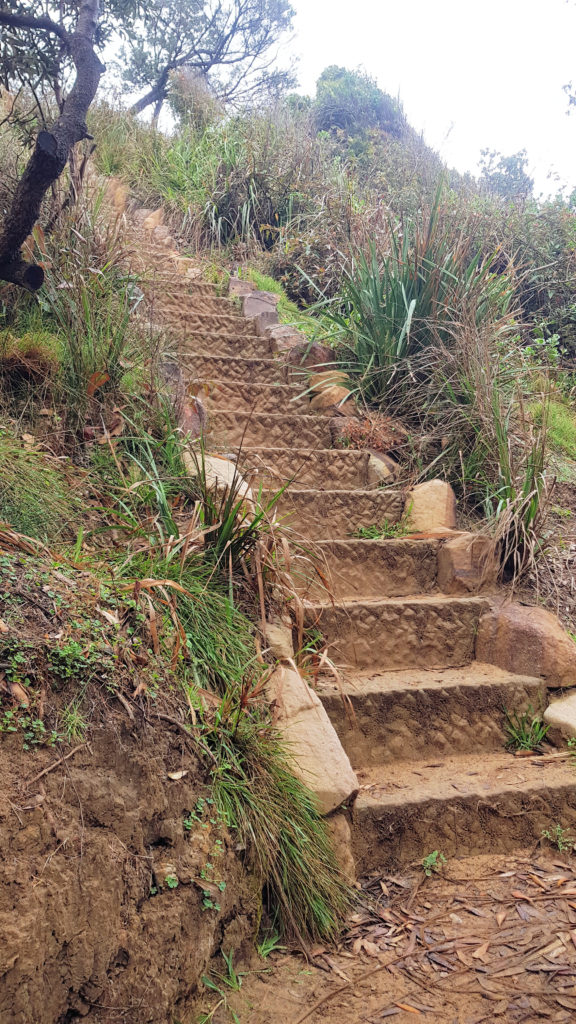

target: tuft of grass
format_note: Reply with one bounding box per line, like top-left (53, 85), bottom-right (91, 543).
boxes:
top-left (504, 706), bottom-right (550, 751)
top-left (0, 430), bottom-right (79, 541)
top-left (256, 932), bottom-right (285, 958)
top-left (208, 716), bottom-right (354, 943)
top-left (351, 517), bottom-right (410, 540)
top-left (532, 399), bottom-right (576, 460)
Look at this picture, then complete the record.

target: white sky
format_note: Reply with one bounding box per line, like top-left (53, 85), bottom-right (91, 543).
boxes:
top-left (284, 0), bottom-right (576, 196)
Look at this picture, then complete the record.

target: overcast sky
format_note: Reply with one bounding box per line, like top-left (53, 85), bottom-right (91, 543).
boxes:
top-left (284, 0), bottom-right (576, 196)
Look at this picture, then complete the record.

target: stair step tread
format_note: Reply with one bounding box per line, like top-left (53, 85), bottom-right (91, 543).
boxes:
top-left (312, 537), bottom-right (440, 549)
top-left (218, 411), bottom-right (331, 424)
top-left (274, 487), bottom-right (405, 497)
top-left (355, 750), bottom-right (574, 809)
top-left (319, 662), bottom-right (543, 697)
top-left (239, 446), bottom-right (370, 457)
top-left (305, 593), bottom-right (487, 611)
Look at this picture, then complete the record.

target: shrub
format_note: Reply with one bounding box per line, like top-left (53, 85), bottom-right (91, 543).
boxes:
top-left (313, 66), bottom-right (406, 137)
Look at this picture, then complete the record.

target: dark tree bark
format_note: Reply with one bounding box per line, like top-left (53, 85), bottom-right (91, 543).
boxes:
top-left (0, 0), bottom-right (105, 290)
top-left (131, 67), bottom-right (172, 116)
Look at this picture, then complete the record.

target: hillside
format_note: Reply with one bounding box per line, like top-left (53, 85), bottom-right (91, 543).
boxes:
top-left (1, 61), bottom-right (576, 1024)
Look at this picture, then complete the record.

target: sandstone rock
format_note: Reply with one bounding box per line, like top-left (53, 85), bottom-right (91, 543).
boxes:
top-left (133, 207), bottom-right (154, 226)
top-left (266, 665), bottom-right (359, 815)
top-left (254, 309), bottom-right (279, 336)
top-left (406, 480), bottom-right (457, 532)
top-left (264, 621), bottom-right (294, 661)
top-left (543, 692), bottom-right (576, 740)
top-left (228, 277), bottom-right (254, 297)
top-left (112, 183), bottom-right (128, 213)
top-left (179, 395), bottom-right (207, 439)
top-left (266, 324), bottom-right (305, 354)
top-left (308, 369), bottom-right (351, 392)
top-left (437, 532), bottom-right (498, 595)
top-left (309, 386), bottom-right (354, 412)
top-left (326, 813), bottom-right (356, 881)
top-left (476, 603), bottom-right (576, 686)
top-left (153, 225), bottom-right (171, 242)
top-left (182, 451), bottom-right (254, 507)
top-left (368, 451), bottom-right (399, 483)
top-left (142, 208), bottom-right (164, 233)
top-left (284, 341), bottom-right (335, 370)
top-left (242, 292), bottom-right (278, 318)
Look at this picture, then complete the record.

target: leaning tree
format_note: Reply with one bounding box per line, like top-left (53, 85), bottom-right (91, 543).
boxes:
top-left (0, 0), bottom-right (108, 290)
top-left (122, 0), bottom-right (295, 119)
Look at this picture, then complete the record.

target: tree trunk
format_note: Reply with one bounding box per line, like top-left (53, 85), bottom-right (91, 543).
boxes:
top-left (130, 67), bottom-right (171, 117)
top-left (0, 0), bottom-right (105, 290)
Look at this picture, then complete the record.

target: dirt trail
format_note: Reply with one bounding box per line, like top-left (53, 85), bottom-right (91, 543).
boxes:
top-left (229, 851), bottom-right (576, 1024)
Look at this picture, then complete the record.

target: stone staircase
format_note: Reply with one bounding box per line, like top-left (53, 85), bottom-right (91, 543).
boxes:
top-left (134, 242), bottom-right (576, 877)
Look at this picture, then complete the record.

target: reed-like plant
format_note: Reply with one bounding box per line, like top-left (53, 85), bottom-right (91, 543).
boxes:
top-left (316, 190), bottom-right (514, 408)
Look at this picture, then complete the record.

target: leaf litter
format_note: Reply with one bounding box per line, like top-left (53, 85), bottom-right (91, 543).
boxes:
top-left (231, 852), bottom-right (576, 1023)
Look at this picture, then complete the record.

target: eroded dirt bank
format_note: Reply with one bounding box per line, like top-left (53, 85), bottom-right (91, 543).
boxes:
top-left (0, 721), bottom-right (259, 1024)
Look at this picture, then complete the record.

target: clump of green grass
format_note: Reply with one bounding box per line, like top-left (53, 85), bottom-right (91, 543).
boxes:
top-left (532, 399), bottom-right (576, 460)
top-left (351, 517), bottom-right (410, 539)
top-left (209, 715), bottom-right (354, 943)
top-left (0, 430), bottom-right (79, 540)
top-left (504, 706), bottom-right (550, 751)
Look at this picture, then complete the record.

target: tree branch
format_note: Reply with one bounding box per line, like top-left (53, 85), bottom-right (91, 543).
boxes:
top-left (0, 8), bottom-right (69, 45)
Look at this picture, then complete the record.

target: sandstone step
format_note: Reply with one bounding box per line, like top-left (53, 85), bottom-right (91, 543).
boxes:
top-left (352, 751), bottom-right (576, 872)
top-left (157, 311), bottom-right (257, 336)
top-left (144, 278), bottom-right (219, 298)
top-left (268, 488), bottom-right (406, 540)
top-left (299, 538), bottom-right (439, 600)
top-left (179, 353), bottom-right (281, 384)
top-left (304, 594), bottom-right (489, 671)
top-left (318, 663), bottom-right (546, 765)
top-left (238, 448), bottom-right (384, 490)
top-left (147, 295), bottom-right (231, 317)
top-left (202, 380), bottom-right (309, 415)
top-left (213, 411), bottom-right (332, 450)
top-left (173, 329), bottom-right (272, 360)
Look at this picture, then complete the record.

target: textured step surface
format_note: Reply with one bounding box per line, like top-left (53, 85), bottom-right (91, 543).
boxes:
top-left (202, 380), bottom-right (309, 415)
top-left (171, 329), bottom-right (271, 360)
top-left (318, 663), bottom-right (546, 764)
top-left (157, 311), bottom-right (257, 335)
top-left (300, 538), bottom-right (439, 600)
top-left (213, 411), bottom-right (333, 450)
top-left (268, 488), bottom-right (406, 540)
top-left (179, 354), bottom-right (282, 384)
top-left (353, 752), bottom-right (576, 871)
top-left (238, 448), bottom-right (382, 490)
top-left (305, 595), bottom-right (489, 671)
